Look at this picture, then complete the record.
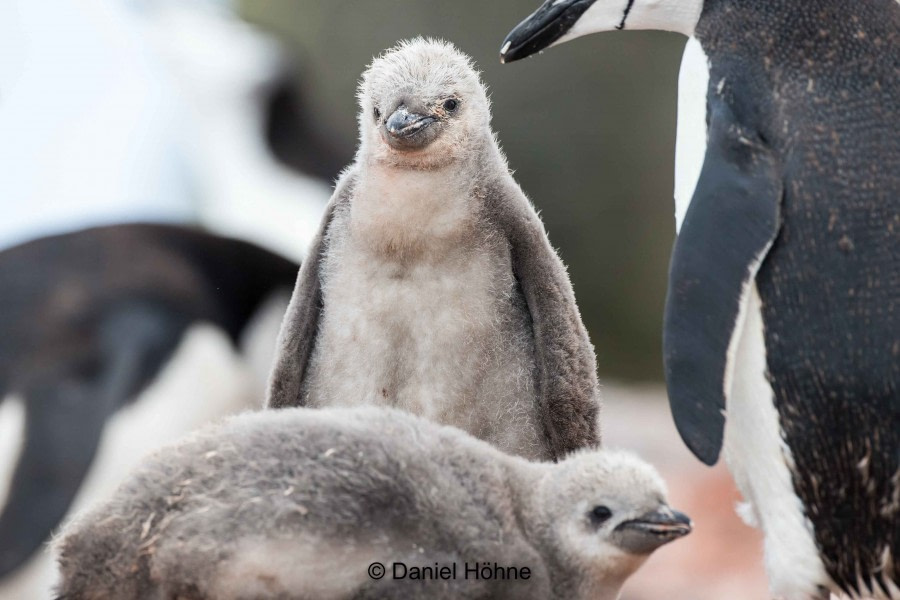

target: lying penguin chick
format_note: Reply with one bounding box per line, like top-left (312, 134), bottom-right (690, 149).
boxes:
top-left (55, 407), bottom-right (690, 600)
top-left (267, 38), bottom-right (600, 461)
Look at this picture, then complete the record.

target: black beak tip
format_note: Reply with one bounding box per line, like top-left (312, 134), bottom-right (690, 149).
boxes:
top-left (385, 113), bottom-right (437, 140)
top-left (673, 510), bottom-right (692, 527)
top-left (670, 511), bottom-right (693, 536)
top-left (499, 40), bottom-right (514, 64)
top-left (626, 507), bottom-right (693, 538)
top-left (499, 15), bottom-right (546, 64)
top-left (662, 509), bottom-right (693, 537)
top-left (499, 0), bottom-right (594, 64)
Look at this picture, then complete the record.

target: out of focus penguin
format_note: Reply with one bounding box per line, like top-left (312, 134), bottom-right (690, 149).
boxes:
top-left (500, 1), bottom-right (899, 598)
top-left (0, 225), bottom-right (298, 596)
top-left (0, 3), bottom-right (338, 595)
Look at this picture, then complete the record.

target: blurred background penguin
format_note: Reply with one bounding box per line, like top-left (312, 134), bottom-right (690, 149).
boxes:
top-left (0, 0), bottom-right (339, 595)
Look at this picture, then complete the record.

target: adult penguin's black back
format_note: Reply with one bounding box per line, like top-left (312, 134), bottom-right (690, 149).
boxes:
top-left (501, 0), bottom-right (898, 597)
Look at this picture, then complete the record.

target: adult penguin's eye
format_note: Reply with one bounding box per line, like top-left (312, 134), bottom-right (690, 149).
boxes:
top-left (374, 107), bottom-right (381, 121)
top-left (442, 98), bottom-right (459, 112)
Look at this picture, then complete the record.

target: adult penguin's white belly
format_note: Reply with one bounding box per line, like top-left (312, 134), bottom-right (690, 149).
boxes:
top-left (673, 37), bottom-right (828, 599)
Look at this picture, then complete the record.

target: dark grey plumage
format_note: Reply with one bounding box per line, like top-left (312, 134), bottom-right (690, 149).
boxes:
top-left (55, 406), bottom-right (690, 600)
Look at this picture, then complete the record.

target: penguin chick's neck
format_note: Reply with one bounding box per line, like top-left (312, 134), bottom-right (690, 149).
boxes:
top-left (351, 158), bottom-right (479, 259)
top-left (502, 460), bottom-right (635, 600)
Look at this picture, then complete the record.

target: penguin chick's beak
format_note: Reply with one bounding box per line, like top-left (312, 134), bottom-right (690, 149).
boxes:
top-left (612, 507), bottom-right (692, 555)
top-left (385, 107), bottom-right (437, 140)
top-left (500, 0), bottom-right (597, 63)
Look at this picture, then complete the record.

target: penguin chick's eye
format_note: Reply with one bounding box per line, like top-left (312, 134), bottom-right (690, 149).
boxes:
top-left (442, 98), bottom-right (459, 112)
top-left (590, 505), bottom-right (613, 524)
top-left (373, 107), bottom-right (381, 122)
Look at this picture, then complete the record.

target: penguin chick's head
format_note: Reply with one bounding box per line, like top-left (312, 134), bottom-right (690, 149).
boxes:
top-left (500, 0), bottom-right (704, 63)
top-left (358, 38), bottom-right (491, 169)
top-left (540, 449), bottom-right (691, 588)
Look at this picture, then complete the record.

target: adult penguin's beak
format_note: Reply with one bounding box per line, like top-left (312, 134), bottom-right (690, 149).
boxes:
top-left (500, 0), bottom-right (598, 63)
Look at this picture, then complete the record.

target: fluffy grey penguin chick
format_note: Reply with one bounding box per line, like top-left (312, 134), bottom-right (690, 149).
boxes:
top-left (267, 38), bottom-right (600, 461)
top-left (55, 406), bottom-right (691, 600)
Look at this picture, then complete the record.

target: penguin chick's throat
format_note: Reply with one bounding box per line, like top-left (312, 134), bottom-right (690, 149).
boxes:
top-left (350, 165), bottom-right (477, 260)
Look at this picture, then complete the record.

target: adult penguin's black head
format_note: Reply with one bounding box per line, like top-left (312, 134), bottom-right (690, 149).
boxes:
top-left (500, 0), bottom-right (704, 63)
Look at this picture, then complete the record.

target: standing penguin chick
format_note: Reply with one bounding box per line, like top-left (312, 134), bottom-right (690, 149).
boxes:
top-left (267, 39), bottom-right (600, 461)
top-left (55, 406), bottom-right (691, 600)
top-left (501, 1), bottom-right (899, 598)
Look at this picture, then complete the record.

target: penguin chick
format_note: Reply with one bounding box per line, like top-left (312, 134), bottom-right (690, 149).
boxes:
top-left (267, 38), bottom-right (600, 461)
top-left (55, 406), bottom-right (691, 600)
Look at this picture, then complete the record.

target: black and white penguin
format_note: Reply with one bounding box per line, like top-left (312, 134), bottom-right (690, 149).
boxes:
top-left (0, 224), bottom-right (298, 595)
top-left (500, 1), bottom-right (899, 598)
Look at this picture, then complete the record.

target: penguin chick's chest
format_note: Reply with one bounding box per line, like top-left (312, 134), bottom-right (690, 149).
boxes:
top-left (307, 170), bottom-right (539, 445)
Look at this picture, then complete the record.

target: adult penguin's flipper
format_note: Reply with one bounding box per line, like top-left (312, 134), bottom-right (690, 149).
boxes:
top-left (267, 169), bottom-right (357, 409)
top-left (0, 379), bottom-right (106, 577)
top-left (664, 96), bottom-right (783, 466)
top-left (0, 301), bottom-right (186, 577)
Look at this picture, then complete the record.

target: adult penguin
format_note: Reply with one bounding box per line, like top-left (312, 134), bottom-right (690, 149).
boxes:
top-left (500, 1), bottom-right (899, 598)
top-left (0, 224), bottom-right (298, 595)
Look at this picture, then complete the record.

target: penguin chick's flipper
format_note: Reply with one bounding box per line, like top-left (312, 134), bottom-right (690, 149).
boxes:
top-left (267, 170), bottom-right (357, 409)
top-left (488, 180), bottom-right (601, 460)
top-left (664, 97), bottom-right (782, 466)
top-left (0, 301), bottom-right (186, 576)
